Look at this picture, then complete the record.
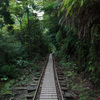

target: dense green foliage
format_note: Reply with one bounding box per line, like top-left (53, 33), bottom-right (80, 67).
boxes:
top-left (0, 0), bottom-right (14, 25)
top-left (0, 0), bottom-right (49, 79)
top-left (59, 0), bottom-right (100, 85)
top-left (42, 0), bottom-right (100, 86)
top-left (0, 0), bottom-right (100, 87)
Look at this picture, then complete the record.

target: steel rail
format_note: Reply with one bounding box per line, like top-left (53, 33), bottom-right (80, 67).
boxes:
top-left (53, 55), bottom-right (64, 100)
top-left (33, 54), bottom-right (64, 100)
top-left (33, 56), bottom-right (49, 100)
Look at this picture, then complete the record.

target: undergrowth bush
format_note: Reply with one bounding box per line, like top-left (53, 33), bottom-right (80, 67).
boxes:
top-left (17, 59), bottom-right (33, 68)
top-left (55, 24), bottom-right (100, 86)
top-left (0, 65), bottom-right (19, 79)
top-left (33, 64), bottom-right (41, 72)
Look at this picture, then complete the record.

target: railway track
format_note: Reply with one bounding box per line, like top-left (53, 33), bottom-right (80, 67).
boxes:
top-left (33, 54), bottom-right (64, 100)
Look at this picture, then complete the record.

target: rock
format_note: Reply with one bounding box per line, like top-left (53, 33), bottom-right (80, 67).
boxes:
top-left (64, 92), bottom-right (74, 99)
top-left (30, 84), bottom-right (37, 87)
top-left (59, 81), bottom-right (66, 84)
top-left (60, 83), bottom-right (66, 87)
top-left (18, 76), bottom-right (25, 81)
top-left (26, 95), bottom-right (34, 99)
top-left (31, 84), bottom-right (36, 85)
top-left (3, 91), bottom-right (13, 97)
top-left (27, 88), bottom-right (36, 93)
top-left (34, 78), bottom-right (39, 81)
top-left (27, 84), bottom-right (37, 89)
top-left (14, 93), bottom-right (18, 96)
top-left (61, 87), bottom-right (68, 92)
top-left (36, 75), bottom-right (40, 78)
top-left (36, 73), bottom-right (41, 75)
top-left (57, 71), bottom-right (64, 75)
top-left (58, 77), bottom-right (65, 80)
top-left (10, 97), bottom-right (14, 100)
top-left (14, 87), bottom-right (27, 90)
top-left (66, 77), bottom-right (68, 81)
top-left (58, 75), bottom-right (64, 77)
top-left (4, 93), bottom-right (12, 97)
top-left (15, 84), bottom-right (26, 87)
top-left (57, 72), bottom-right (64, 75)
top-left (34, 81), bottom-right (38, 83)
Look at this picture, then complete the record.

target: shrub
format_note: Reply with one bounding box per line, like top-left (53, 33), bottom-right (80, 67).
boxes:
top-left (0, 65), bottom-right (19, 79)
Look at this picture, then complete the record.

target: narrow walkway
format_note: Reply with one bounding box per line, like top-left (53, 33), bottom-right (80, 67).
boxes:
top-left (39, 54), bottom-right (58, 100)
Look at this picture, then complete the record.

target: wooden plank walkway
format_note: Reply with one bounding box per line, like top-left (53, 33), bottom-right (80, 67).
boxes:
top-left (39, 54), bottom-right (58, 100)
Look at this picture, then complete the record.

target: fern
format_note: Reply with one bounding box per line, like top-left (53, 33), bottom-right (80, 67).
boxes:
top-left (61, 0), bottom-right (85, 16)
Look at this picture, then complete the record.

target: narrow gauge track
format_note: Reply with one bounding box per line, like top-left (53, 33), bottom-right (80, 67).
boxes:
top-left (33, 54), bottom-right (64, 100)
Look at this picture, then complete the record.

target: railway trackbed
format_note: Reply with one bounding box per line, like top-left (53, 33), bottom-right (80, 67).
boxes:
top-left (33, 54), bottom-right (64, 100)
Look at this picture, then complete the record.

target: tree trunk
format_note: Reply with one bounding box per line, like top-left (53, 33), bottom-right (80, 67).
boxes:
top-left (27, 10), bottom-right (32, 59)
top-left (19, 21), bottom-right (22, 32)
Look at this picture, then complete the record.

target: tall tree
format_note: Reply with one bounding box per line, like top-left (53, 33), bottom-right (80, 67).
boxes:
top-left (10, 2), bottom-right (24, 32)
top-left (0, 0), bottom-right (14, 25)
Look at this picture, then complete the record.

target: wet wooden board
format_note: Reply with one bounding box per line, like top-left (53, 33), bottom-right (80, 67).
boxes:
top-left (39, 54), bottom-right (58, 100)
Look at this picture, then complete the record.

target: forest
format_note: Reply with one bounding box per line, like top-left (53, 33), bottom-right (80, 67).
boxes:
top-left (0, 0), bottom-right (100, 99)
